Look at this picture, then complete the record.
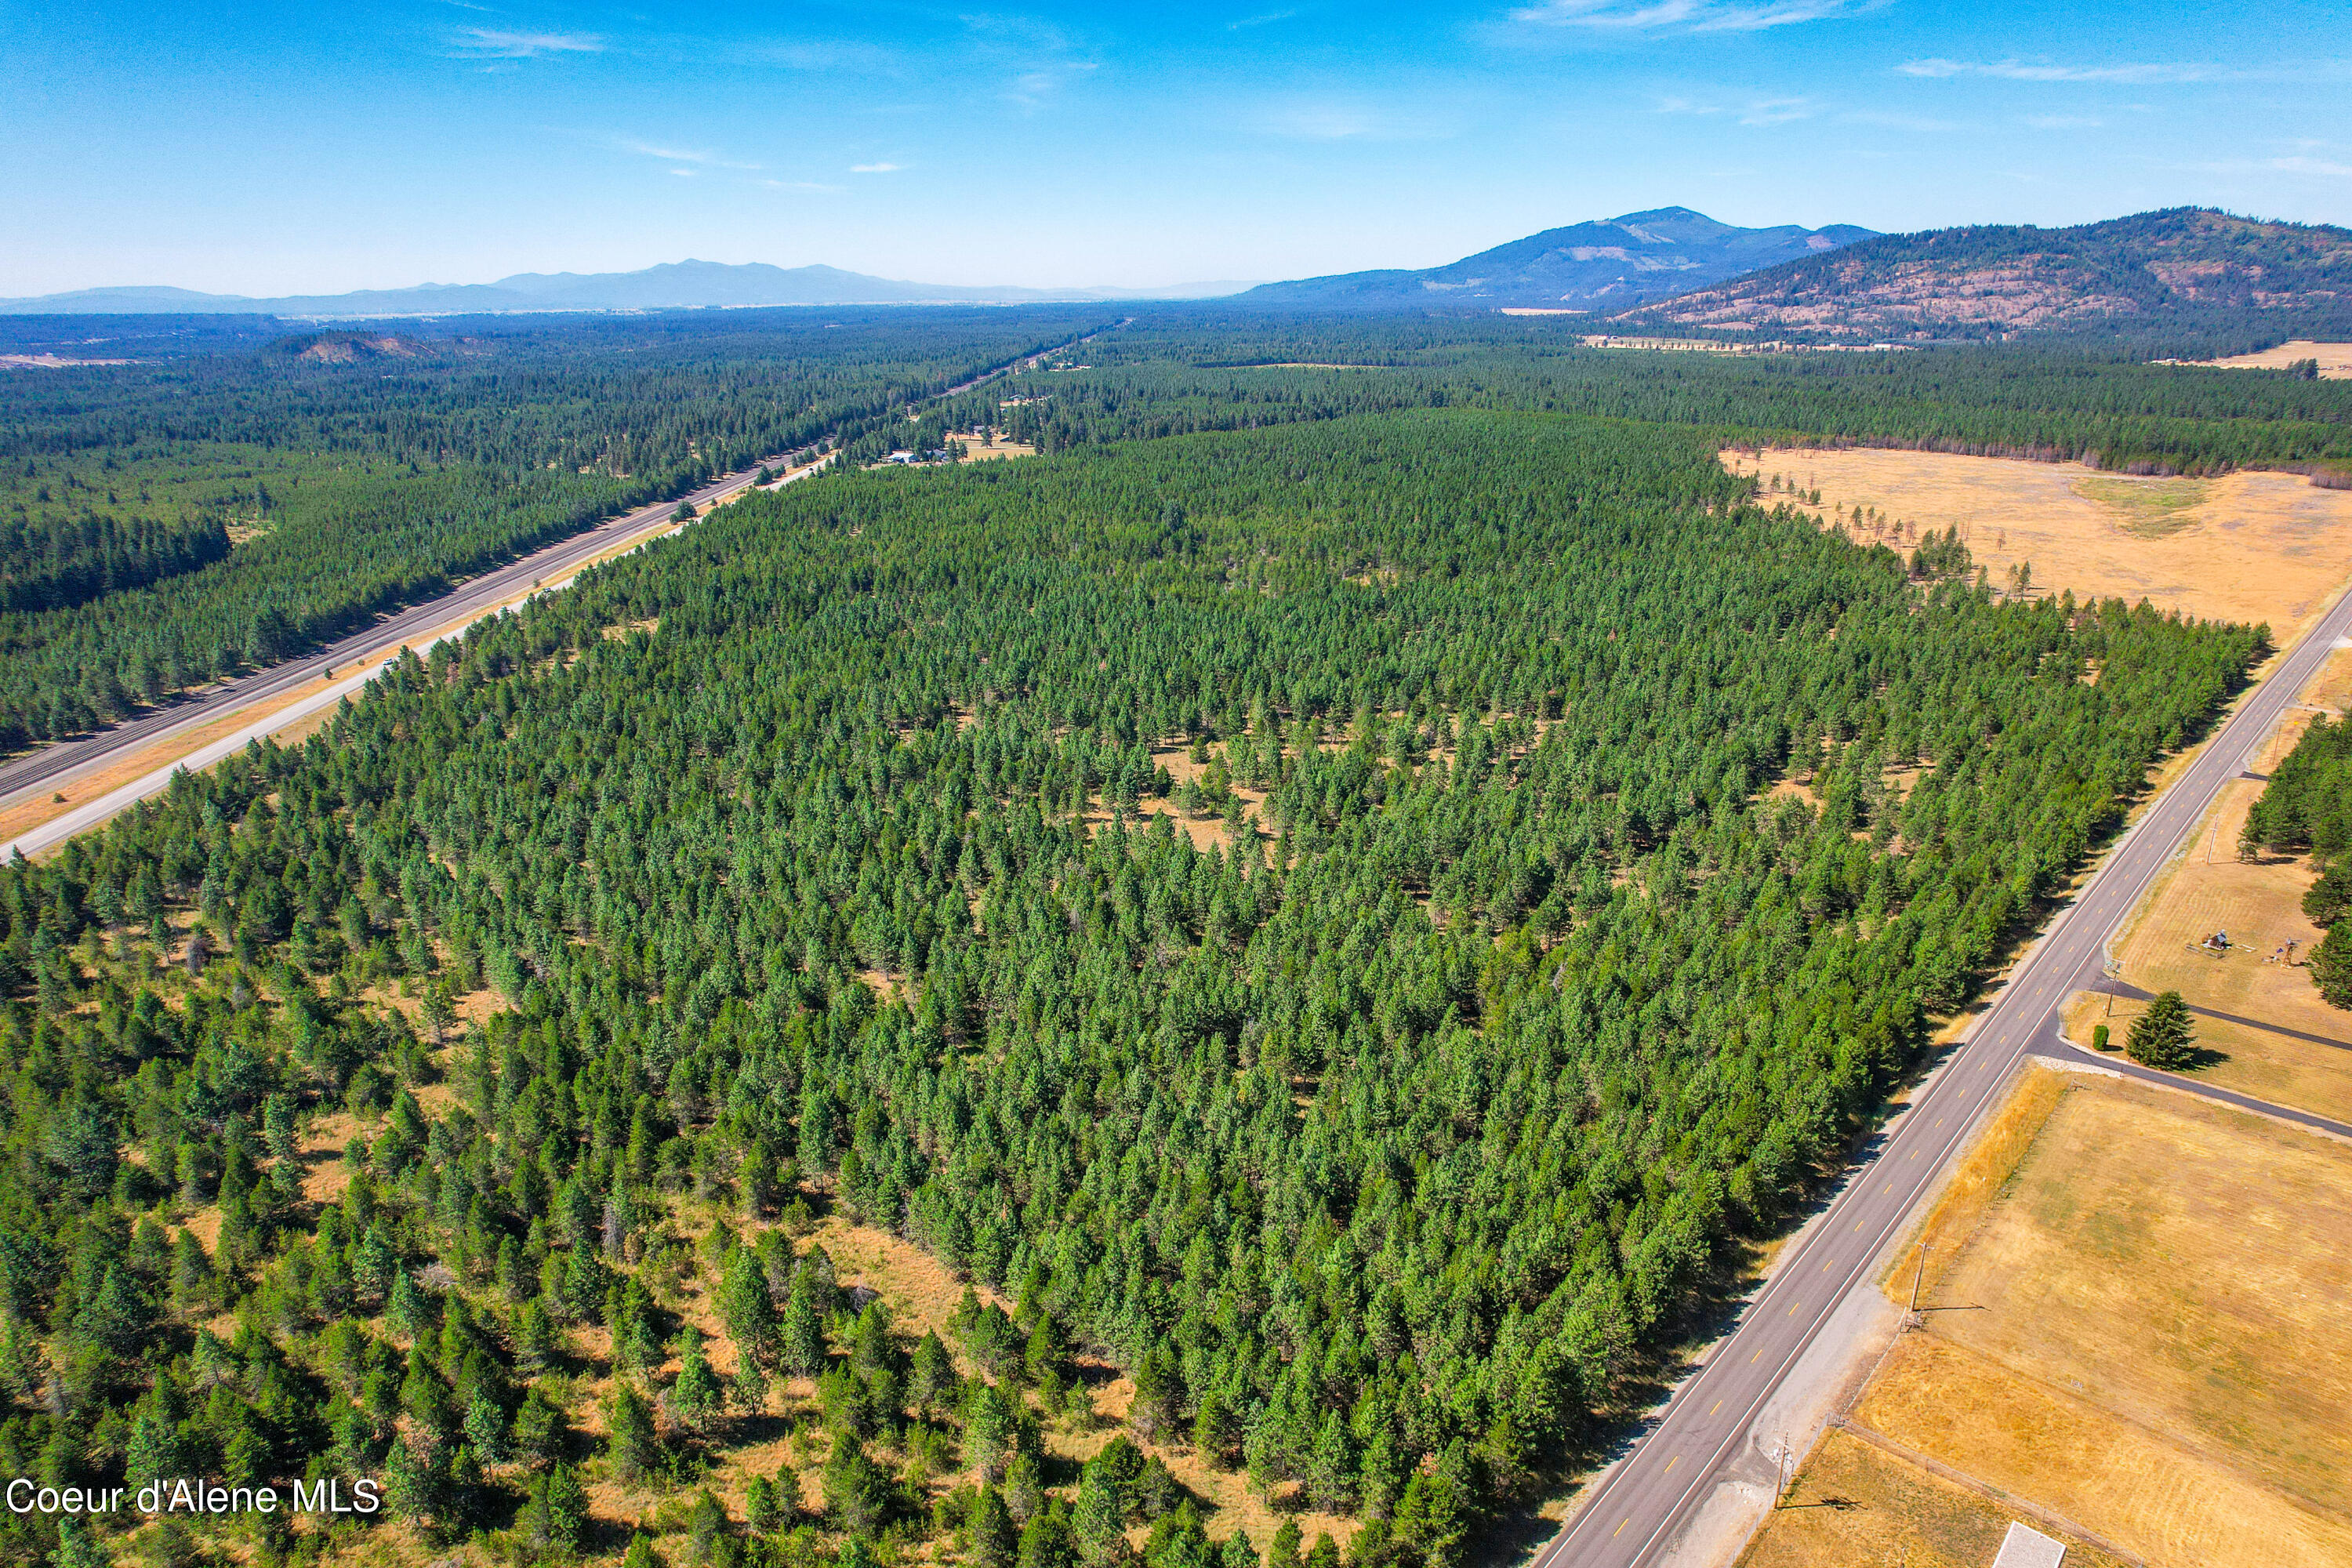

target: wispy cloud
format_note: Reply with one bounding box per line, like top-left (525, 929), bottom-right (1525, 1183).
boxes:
top-left (850, 162), bottom-right (903, 174)
top-left (1229, 8), bottom-right (1299, 26)
top-left (1656, 94), bottom-right (1814, 125)
top-left (613, 139), bottom-right (759, 172)
top-left (1842, 109), bottom-right (1964, 132)
top-left (1510, 0), bottom-right (1886, 34)
top-left (1899, 57), bottom-right (2214, 83)
top-left (1739, 96), bottom-right (1813, 125)
top-left (449, 27), bottom-right (604, 58)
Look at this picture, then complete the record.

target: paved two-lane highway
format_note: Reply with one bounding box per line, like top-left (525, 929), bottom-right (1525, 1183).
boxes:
top-left (1539, 581), bottom-right (2352, 1568)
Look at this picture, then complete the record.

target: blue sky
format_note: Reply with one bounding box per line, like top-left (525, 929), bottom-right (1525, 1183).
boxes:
top-left (3, 0), bottom-right (2347, 295)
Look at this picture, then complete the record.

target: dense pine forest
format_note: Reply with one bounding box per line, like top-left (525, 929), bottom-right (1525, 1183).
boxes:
top-left (0, 398), bottom-right (2263, 1568)
top-left (956, 314), bottom-right (2352, 477)
top-left (0, 310), bottom-right (1107, 751)
top-left (8, 307), bottom-right (2349, 761)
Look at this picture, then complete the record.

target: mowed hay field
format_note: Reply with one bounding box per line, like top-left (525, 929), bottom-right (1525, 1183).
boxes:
top-left (1720, 445), bottom-right (2352, 638)
top-left (1845, 1075), bottom-right (2352, 1567)
top-left (2064, 644), bottom-right (2352, 1122)
top-left (1737, 1427), bottom-right (2129, 1568)
top-left (2190, 339), bottom-right (2352, 378)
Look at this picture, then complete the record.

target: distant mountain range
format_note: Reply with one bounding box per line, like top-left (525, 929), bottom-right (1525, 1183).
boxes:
top-left (1234, 208), bottom-right (1877, 310)
top-left (1617, 208), bottom-right (2352, 339)
top-left (11, 208), bottom-right (2341, 341)
top-left (0, 262), bottom-right (1261, 317)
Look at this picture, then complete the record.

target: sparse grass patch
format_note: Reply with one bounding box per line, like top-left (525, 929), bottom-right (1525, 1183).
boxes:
top-left (2072, 474), bottom-right (2210, 537)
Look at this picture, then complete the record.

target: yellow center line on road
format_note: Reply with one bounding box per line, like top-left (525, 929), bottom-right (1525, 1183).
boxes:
top-left (1751, 1348), bottom-right (1763, 1363)
top-left (1710, 1399), bottom-right (1722, 1415)
top-left (1614, 1518), bottom-right (1629, 1539)
top-left (1664, 1455), bottom-right (1679, 1473)
top-left (1788, 1300), bottom-right (1802, 1315)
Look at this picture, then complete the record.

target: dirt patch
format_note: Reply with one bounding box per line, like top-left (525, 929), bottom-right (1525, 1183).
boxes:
top-left (2184, 339), bottom-right (2352, 379)
top-left (1722, 445), bottom-right (2352, 638)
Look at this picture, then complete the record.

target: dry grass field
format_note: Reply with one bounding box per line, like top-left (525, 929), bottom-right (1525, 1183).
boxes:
top-left (1761, 1072), bottom-right (2352, 1568)
top-left (2187, 339), bottom-right (2352, 378)
top-left (2062, 644), bottom-right (2352, 1120)
top-left (1737, 1426), bottom-right (2128, 1568)
top-left (1719, 445), bottom-right (2352, 638)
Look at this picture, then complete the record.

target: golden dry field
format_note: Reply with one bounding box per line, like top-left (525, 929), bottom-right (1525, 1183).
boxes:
top-left (1737, 1426), bottom-right (2129, 1568)
top-left (2063, 644), bottom-right (2352, 1121)
top-left (2187, 339), bottom-right (2352, 378)
top-left (1753, 1073), bottom-right (2352, 1568)
top-left (1719, 446), bottom-right (2352, 638)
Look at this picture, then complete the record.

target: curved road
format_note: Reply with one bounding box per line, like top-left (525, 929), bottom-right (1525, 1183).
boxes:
top-left (1540, 581), bottom-right (2352, 1568)
top-left (0, 325), bottom-right (1105, 817)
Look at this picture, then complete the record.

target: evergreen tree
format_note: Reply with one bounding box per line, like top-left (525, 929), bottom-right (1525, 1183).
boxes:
top-left (605, 1383), bottom-right (659, 1483)
top-left (2126, 990), bottom-right (2198, 1069)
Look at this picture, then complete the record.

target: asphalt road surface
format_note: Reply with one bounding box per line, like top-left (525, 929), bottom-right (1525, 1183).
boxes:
top-left (0, 327), bottom-right (1105, 816)
top-left (1538, 581), bottom-right (2352, 1568)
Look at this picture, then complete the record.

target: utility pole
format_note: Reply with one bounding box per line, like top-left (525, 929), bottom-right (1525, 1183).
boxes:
top-left (1773, 1436), bottom-right (1791, 1508)
top-left (1909, 1242), bottom-right (1929, 1314)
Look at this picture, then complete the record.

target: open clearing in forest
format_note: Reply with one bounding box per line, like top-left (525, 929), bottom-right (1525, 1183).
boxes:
top-left (1719, 445), bottom-right (2352, 637)
top-left (2185, 339), bottom-right (2352, 378)
top-left (1747, 1071), bottom-right (2352, 1568)
top-left (2062, 643), bottom-right (2352, 1122)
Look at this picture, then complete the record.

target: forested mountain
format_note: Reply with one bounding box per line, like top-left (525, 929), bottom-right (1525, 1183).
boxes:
top-left (1236, 209), bottom-right (1874, 311)
top-left (1617, 208), bottom-right (2352, 342)
top-left (0, 405), bottom-right (2261, 1568)
top-left (0, 264), bottom-right (1247, 318)
top-left (0, 307), bottom-right (1107, 750)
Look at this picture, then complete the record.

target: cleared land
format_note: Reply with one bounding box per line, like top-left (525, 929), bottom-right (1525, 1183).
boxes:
top-left (1720, 445), bottom-right (2352, 637)
top-left (1747, 1071), bottom-right (2352, 1568)
top-left (2063, 644), bottom-right (2352, 1121)
top-left (2187, 339), bottom-right (2352, 378)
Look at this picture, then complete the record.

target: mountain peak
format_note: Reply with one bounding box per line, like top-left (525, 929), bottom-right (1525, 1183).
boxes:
top-left (1237, 208), bottom-right (1875, 311)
